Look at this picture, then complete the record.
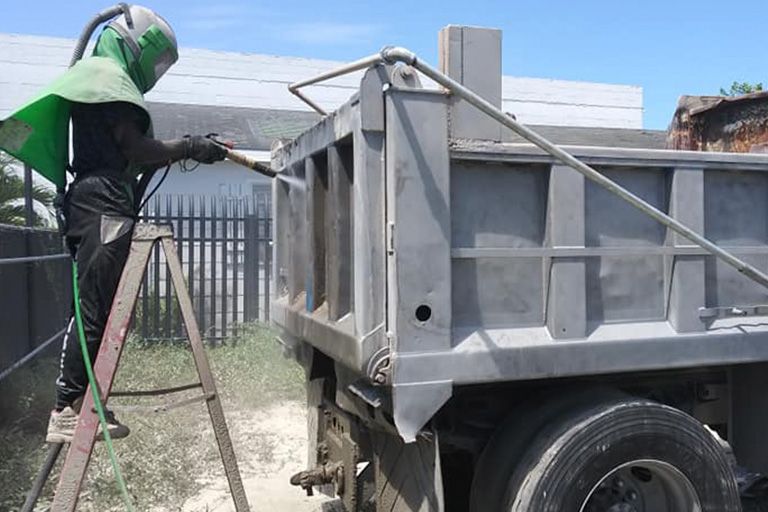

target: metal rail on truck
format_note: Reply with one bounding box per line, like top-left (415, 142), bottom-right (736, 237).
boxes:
top-left (288, 47), bottom-right (768, 293)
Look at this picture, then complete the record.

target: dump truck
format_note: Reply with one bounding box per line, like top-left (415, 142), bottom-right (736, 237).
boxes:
top-left (271, 26), bottom-right (768, 512)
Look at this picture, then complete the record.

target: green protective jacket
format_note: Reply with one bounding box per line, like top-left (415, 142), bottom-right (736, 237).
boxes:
top-left (0, 56), bottom-right (151, 190)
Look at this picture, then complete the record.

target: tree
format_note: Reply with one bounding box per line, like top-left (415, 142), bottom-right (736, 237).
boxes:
top-left (0, 152), bottom-right (56, 227)
top-left (720, 81), bottom-right (764, 96)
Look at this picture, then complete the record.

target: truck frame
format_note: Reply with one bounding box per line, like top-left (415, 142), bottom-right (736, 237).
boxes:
top-left (272, 26), bottom-right (768, 512)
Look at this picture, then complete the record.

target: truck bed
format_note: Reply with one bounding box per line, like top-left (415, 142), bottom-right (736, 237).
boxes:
top-left (271, 80), bottom-right (768, 439)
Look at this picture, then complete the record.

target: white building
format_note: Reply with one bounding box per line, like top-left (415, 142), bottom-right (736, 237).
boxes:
top-left (0, 32), bottom-right (661, 200)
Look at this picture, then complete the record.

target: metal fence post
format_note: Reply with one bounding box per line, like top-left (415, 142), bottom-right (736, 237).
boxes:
top-left (23, 166), bottom-right (35, 352)
top-left (210, 196), bottom-right (218, 342)
top-left (24, 165), bottom-right (34, 227)
top-left (243, 214), bottom-right (258, 322)
top-left (264, 195), bottom-right (272, 323)
top-left (255, 194), bottom-right (263, 321)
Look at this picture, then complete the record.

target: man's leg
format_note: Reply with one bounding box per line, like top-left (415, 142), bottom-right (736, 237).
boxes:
top-left (49, 203), bottom-right (134, 442)
top-left (54, 217), bottom-right (133, 409)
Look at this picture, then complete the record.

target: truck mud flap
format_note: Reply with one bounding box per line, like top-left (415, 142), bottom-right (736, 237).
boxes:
top-left (372, 429), bottom-right (444, 512)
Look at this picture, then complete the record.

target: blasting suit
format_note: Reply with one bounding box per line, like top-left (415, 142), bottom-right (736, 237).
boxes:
top-left (0, 6), bottom-right (227, 411)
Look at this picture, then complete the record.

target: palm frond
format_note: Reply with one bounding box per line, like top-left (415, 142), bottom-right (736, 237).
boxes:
top-left (0, 151), bottom-right (56, 228)
top-left (0, 203), bottom-right (26, 226)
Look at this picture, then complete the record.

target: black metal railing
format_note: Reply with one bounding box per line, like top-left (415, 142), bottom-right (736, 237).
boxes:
top-left (0, 191), bottom-right (271, 380)
top-left (137, 192), bottom-right (273, 343)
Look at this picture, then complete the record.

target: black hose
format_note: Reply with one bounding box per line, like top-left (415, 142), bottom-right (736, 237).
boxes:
top-left (69, 3), bottom-right (131, 67)
top-left (19, 443), bottom-right (64, 512)
top-left (137, 163), bottom-right (172, 213)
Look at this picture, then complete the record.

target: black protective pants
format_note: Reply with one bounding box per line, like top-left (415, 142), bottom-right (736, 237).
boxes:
top-left (55, 175), bottom-right (135, 410)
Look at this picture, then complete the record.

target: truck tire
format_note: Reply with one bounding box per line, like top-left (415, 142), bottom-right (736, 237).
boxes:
top-left (470, 389), bottom-right (622, 512)
top-left (475, 395), bottom-right (740, 512)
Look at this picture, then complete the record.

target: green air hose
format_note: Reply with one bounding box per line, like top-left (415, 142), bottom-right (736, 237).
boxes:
top-left (71, 261), bottom-right (136, 511)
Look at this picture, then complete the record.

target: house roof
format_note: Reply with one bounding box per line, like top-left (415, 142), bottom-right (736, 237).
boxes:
top-left (148, 102), bottom-right (320, 151)
top-left (149, 101), bottom-right (666, 151)
top-left (504, 124), bottom-right (667, 149)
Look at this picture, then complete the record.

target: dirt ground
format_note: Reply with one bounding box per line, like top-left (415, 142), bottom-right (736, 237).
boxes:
top-left (174, 402), bottom-right (340, 512)
top-left (0, 330), bottom-right (344, 512)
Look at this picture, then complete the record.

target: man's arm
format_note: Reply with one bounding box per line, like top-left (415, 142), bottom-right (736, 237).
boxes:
top-left (110, 106), bottom-right (227, 168)
top-left (113, 119), bottom-right (187, 168)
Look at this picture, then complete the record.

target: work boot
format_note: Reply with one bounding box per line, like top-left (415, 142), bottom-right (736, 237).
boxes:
top-left (45, 406), bottom-right (78, 444)
top-left (45, 405), bottom-right (130, 444)
top-left (97, 409), bottom-right (130, 441)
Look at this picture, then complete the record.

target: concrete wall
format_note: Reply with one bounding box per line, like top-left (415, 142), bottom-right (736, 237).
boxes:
top-left (502, 76), bottom-right (642, 128)
top-left (0, 33), bottom-right (642, 128)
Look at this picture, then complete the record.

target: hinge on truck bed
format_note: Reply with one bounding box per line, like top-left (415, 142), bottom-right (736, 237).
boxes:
top-left (387, 221), bottom-right (395, 255)
top-left (699, 305), bottom-right (768, 320)
top-left (367, 346), bottom-right (392, 385)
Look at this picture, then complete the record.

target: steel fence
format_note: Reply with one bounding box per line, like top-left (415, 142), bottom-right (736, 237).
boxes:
top-left (0, 225), bottom-right (70, 380)
top-left (0, 191), bottom-right (271, 379)
top-left (137, 191), bottom-right (273, 343)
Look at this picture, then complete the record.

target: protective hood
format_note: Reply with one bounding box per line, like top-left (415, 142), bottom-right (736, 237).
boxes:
top-left (0, 57), bottom-right (151, 189)
top-left (98, 5), bottom-right (179, 94)
top-left (93, 26), bottom-right (148, 93)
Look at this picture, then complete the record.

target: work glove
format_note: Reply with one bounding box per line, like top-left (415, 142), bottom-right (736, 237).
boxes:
top-left (184, 134), bottom-right (228, 164)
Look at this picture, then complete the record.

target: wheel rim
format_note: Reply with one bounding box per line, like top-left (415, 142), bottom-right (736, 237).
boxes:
top-left (579, 459), bottom-right (702, 512)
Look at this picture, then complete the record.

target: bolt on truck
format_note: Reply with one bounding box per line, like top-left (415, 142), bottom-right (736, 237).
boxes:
top-left (272, 26), bottom-right (768, 512)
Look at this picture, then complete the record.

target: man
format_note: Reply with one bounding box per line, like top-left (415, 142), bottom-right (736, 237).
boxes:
top-left (0, 6), bottom-right (227, 443)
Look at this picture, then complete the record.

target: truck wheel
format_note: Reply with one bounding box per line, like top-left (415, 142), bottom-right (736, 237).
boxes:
top-left (474, 396), bottom-right (740, 512)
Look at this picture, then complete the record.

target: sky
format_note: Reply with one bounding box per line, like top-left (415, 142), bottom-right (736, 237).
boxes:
top-left (1, 0), bottom-right (765, 130)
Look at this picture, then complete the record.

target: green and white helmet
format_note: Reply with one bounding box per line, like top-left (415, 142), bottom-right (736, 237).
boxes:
top-left (95, 5), bottom-right (178, 93)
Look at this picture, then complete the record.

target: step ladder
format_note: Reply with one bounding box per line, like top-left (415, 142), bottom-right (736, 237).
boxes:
top-left (22, 223), bottom-right (251, 512)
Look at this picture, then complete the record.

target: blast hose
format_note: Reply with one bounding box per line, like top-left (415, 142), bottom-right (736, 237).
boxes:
top-left (69, 3), bottom-right (132, 66)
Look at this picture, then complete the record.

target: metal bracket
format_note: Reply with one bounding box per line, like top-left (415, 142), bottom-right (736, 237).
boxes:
top-left (348, 380), bottom-right (385, 408)
top-left (390, 65), bottom-right (423, 89)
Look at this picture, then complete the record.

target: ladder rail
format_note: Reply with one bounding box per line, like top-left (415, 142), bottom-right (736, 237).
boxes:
top-left (51, 231), bottom-right (154, 511)
top-left (161, 235), bottom-right (251, 510)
